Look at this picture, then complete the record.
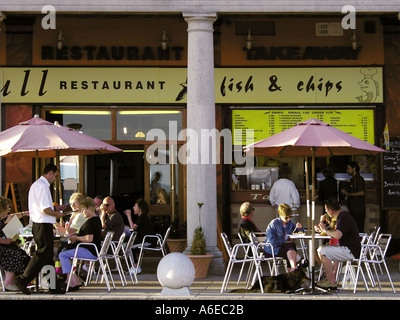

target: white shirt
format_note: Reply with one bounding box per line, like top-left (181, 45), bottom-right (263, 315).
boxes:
top-left (28, 176), bottom-right (55, 224)
top-left (269, 178), bottom-right (300, 210)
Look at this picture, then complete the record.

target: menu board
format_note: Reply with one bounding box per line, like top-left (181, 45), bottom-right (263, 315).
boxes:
top-left (232, 109), bottom-right (374, 145)
top-left (382, 140), bottom-right (400, 209)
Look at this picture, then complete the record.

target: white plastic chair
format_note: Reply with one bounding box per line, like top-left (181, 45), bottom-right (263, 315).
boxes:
top-left (249, 232), bottom-right (287, 277)
top-left (136, 227), bottom-right (171, 270)
top-left (340, 233), bottom-right (396, 293)
top-left (371, 233), bottom-right (390, 275)
top-left (236, 232), bottom-right (253, 285)
top-left (220, 232), bottom-right (264, 293)
top-left (121, 231), bottom-right (138, 284)
top-left (354, 233), bottom-right (396, 293)
top-left (108, 232), bottom-right (127, 286)
top-left (66, 231), bottom-right (114, 292)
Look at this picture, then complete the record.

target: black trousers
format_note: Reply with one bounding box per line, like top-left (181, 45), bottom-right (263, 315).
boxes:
top-left (19, 222), bottom-right (55, 285)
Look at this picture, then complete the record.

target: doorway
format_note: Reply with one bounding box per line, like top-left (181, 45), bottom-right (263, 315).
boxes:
top-left (86, 150), bottom-right (145, 216)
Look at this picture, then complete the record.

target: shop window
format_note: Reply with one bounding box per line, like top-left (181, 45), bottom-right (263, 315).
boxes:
top-left (116, 110), bottom-right (183, 141)
top-left (45, 110), bottom-right (112, 140)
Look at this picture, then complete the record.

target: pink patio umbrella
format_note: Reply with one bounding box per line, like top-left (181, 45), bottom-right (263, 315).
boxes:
top-left (244, 118), bottom-right (385, 293)
top-left (0, 114), bottom-right (122, 201)
top-left (0, 114), bottom-right (122, 158)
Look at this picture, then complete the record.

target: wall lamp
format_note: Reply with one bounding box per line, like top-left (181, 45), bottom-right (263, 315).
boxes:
top-left (349, 30), bottom-right (359, 51)
top-left (160, 30), bottom-right (168, 50)
top-left (57, 29), bottom-right (64, 50)
top-left (245, 28), bottom-right (254, 50)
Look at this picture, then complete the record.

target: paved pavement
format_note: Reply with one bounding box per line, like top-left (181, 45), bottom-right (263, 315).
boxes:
top-left (1, 257), bottom-right (399, 301)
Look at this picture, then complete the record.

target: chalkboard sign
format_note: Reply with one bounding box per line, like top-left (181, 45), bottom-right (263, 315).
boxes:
top-left (382, 140), bottom-right (400, 209)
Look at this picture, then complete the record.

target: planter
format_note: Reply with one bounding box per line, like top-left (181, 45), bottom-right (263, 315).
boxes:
top-left (166, 238), bottom-right (187, 253)
top-left (186, 254), bottom-right (214, 279)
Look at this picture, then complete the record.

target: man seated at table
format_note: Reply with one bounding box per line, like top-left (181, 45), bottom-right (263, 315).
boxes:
top-left (316, 197), bottom-right (361, 290)
top-left (99, 196), bottom-right (125, 241)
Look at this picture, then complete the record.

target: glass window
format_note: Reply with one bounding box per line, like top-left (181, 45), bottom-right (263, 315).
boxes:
top-left (45, 110), bottom-right (112, 140)
top-left (116, 110), bottom-right (183, 141)
top-left (149, 149), bottom-right (178, 205)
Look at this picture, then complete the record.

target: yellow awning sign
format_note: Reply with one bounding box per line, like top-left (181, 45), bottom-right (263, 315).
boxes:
top-left (1, 67), bottom-right (382, 104)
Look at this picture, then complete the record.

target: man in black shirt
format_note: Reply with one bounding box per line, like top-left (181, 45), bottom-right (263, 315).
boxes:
top-left (316, 197), bottom-right (361, 289)
top-left (318, 167), bottom-right (338, 214)
top-left (100, 196), bottom-right (125, 241)
top-left (341, 161), bottom-right (366, 233)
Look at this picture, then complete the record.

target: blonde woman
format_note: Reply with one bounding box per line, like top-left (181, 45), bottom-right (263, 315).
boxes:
top-left (264, 203), bottom-right (303, 272)
top-left (55, 192), bottom-right (87, 235)
top-left (59, 197), bottom-right (102, 291)
top-left (0, 196), bottom-right (30, 291)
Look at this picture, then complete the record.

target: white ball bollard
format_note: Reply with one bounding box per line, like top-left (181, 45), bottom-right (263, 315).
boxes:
top-left (157, 252), bottom-right (195, 296)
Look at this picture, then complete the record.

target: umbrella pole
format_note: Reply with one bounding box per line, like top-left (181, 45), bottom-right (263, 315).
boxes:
top-left (35, 150), bottom-right (39, 180)
top-left (298, 147), bottom-right (328, 295)
top-left (305, 156), bottom-right (310, 234)
top-left (55, 151), bottom-right (62, 204)
top-left (311, 147), bottom-right (316, 290)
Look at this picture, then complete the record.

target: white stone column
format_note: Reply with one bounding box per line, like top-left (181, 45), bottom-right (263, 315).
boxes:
top-left (183, 12), bottom-right (224, 275)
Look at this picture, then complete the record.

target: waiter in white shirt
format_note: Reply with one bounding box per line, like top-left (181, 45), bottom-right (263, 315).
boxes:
top-left (269, 164), bottom-right (300, 213)
top-left (15, 163), bottom-right (66, 294)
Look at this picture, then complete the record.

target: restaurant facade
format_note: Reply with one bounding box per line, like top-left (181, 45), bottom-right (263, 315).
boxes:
top-left (1, 1), bottom-right (400, 274)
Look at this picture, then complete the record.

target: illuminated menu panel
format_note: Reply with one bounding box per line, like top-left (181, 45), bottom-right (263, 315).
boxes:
top-left (233, 109), bottom-right (374, 145)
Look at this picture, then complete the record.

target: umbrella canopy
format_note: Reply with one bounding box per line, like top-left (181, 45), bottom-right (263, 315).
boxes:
top-left (243, 118), bottom-right (385, 293)
top-left (0, 115), bottom-right (122, 158)
top-left (244, 118), bottom-right (384, 157)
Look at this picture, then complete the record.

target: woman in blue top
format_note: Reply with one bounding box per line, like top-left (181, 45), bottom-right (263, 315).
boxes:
top-left (264, 203), bottom-right (303, 272)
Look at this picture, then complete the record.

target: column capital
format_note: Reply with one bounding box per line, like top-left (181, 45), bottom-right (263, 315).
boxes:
top-left (182, 12), bottom-right (217, 20)
top-left (183, 12), bottom-right (217, 30)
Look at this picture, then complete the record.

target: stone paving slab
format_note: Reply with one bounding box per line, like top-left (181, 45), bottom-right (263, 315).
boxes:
top-left (1, 258), bottom-right (399, 302)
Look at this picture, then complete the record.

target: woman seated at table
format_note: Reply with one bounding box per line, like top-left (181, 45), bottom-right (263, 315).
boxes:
top-left (0, 196), bottom-right (30, 291)
top-left (123, 198), bottom-right (156, 274)
top-left (54, 192), bottom-right (87, 236)
top-left (264, 203), bottom-right (303, 273)
top-left (59, 196), bottom-right (102, 291)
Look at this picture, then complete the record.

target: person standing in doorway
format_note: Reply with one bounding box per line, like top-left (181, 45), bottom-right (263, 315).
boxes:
top-left (15, 163), bottom-right (66, 295)
top-left (341, 161), bottom-right (366, 233)
top-left (269, 164), bottom-right (300, 213)
top-left (318, 167), bottom-right (338, 215)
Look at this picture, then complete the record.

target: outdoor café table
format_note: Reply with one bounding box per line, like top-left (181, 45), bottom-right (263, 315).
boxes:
top-left (289, 233), bottom-right (331, 294)
top-left (289, 233), bottom-right (331, 263)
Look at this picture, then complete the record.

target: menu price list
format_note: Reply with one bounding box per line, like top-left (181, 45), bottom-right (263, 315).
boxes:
top-left (233, 109), bottom-right (374, 145)
top-left (382, 140), bottom-right (400, 209)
